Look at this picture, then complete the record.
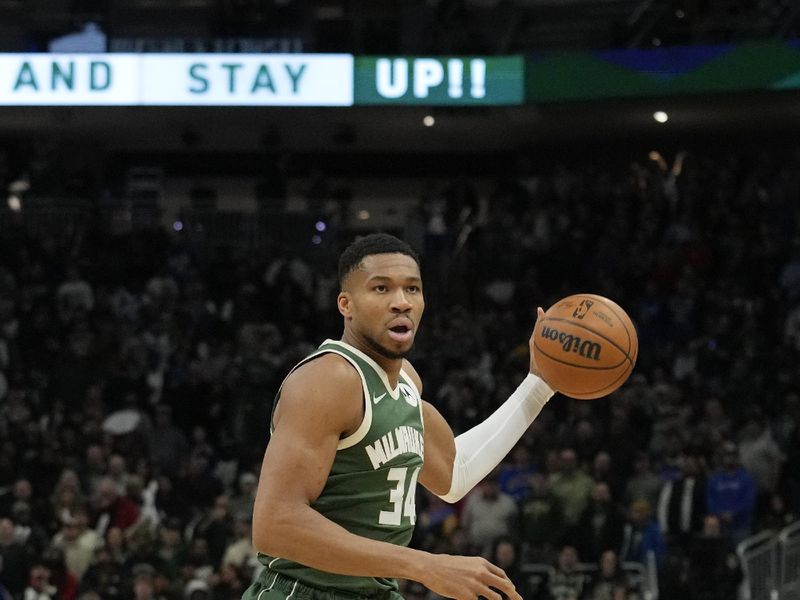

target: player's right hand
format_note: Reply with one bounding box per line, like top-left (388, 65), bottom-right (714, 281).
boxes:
top-left (418, 553), bottom-right (522, 600)
top-left (528, 306), bottom-right (546, 379)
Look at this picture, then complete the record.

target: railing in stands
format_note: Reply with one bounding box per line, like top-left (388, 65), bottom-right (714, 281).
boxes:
top-left (779, 521), bottom-right (800, 600)
top-left (738, 521), bottom-right (800, 600)
top-left (519, 558), bottom-right (656, 599)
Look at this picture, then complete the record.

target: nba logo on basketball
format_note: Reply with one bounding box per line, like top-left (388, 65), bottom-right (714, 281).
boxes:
top-left (572, 299), bottom-right (593, 319)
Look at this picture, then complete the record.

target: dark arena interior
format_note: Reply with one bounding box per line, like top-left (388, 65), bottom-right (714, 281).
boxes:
top-left (1, 2), bottom-right (800, 599)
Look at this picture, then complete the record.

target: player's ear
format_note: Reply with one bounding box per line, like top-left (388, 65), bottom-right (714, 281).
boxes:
top-left (337, 291), bottom-right (352, 319)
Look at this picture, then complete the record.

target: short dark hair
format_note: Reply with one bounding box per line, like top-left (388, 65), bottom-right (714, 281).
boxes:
top-left (338, 233), bottom-right (420, 286)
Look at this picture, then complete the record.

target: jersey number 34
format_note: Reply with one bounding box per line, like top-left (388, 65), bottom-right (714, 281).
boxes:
top-left (379, 466), bottom-right (421, 526)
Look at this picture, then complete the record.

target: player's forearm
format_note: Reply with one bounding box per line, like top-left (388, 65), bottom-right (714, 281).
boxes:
top-left (439, 373), bottom-right (553, 503)
top-left (253, 501), bottom-right (428, 581)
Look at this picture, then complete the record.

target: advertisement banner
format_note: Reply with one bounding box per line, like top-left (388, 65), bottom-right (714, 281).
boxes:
top-left (0, 54), bottom-right (353, 106)
top-left (354, 56), bottom-right (524, 105)
top-left (0, 54), bottom-right (139, 105)
top-left (141, 54), bottom-right (352, 105)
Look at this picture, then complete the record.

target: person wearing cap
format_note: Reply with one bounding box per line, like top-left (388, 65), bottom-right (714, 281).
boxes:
top-left (706, 441), bottom-right (757, 545)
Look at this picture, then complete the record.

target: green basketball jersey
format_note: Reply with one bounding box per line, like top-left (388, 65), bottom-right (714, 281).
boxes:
top-left (258, 339), bottom-right (425, 596)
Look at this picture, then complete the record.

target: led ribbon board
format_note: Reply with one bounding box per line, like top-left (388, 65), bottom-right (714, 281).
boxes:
top-left (0, 54), bottom-right (354, 106)
top-left (354, 56), bottom-right (525, 105)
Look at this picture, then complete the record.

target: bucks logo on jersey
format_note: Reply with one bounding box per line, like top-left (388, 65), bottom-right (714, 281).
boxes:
top-left (259, 339), bottom-right (425, 596)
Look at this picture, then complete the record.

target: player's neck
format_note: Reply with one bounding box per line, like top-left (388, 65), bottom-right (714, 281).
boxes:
top-left (339, 332), bottom-right (403, 387)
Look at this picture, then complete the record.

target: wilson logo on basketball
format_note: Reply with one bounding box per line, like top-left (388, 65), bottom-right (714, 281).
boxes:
top-left (540, 325), bottom-right (602, 360)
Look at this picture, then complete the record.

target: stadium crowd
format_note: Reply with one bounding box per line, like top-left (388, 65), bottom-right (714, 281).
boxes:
top-left (0, 146), bottom-right (799, 600)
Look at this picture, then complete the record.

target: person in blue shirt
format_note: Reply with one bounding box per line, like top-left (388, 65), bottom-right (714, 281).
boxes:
top-left (706, 441), bottom-right (758, 545)
top-left (499, 444), bottom-right (537, 502)
top-left (620, 499), bottom-right (665, 567)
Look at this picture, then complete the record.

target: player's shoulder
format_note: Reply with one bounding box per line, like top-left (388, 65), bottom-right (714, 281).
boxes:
top-left (276, 352), bottom-right (364, 429)
top-left (282, 351), bottom-right (363, 397)
top-left (275, 352), bottom-right (364, 434)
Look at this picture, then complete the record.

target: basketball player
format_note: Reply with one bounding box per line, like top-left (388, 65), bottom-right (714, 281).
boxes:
top-left (244, 233), bottom-right (556, 600)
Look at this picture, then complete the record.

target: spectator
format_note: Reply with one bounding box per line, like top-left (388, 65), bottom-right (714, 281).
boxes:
top-left (757, 491), bottom-right (797, 533)
top-left (210, 563), bottom-right (246, 600)
top-left (23, 564), bottom-right (57, 600)
top-left (706, 441), bottom-right (757, 544)
top-left (490, 537), bottom-right (534, 600)
top-left (519, 472), bottom-right (565, 563)
top-left (414, 490), bottom-right (459, 551)
top-left (153, 517), bottom-right (185, 579)
top-left (131, 563), bottom-right (160, 600)
top-left (0, 516), bottom-right (32, 597)
top-left (460, 475), bottom-right (518, 552)
top-left (590, 451), bottom-right (625, 503)
top-left (685, 515), bottom-right (742, 600)
top-left (549, 448), bottom-right (594, 528)
top-left (569, 482), bottom-right (625, 563)
top-left (693, 398), bottom-right (732, 450)
top-left (623, 452), bottom-right (662, 511)
top-left (194, 494), bottom-right (234, 569)
top-left (78, 546), bottom-right (124, 600)
top-left (586, 550), bottom-right (629, 600)
top-left (106, 455), bottom-right (130, 495)
top-left (542, 545), bottom-right (588, 600)
top-left (228, 471), bottom-right (257, 522)
top-left (620, 500), bottom-right (665, 566)
top-left (498, 444), bottom-right (537, 502)
top-left (149, 404), bottom-right (189, 478)
top-left (0, 478), bottom-right (38, 521)
top-left (12, 501), bottom-right (50, 555)
top-left (656, 450), bottom-right (707, 549)
top-left (104, 526), bottom-right (128, 565)
top-left (123, 528), bottom-right (162, 575)
top-left (176, 451), bottom-right (223, 513)
top-left (49, 470), bottom-right (87, 534)
top-left (56, 266), bottom-right (94, 325)
top-left (41, 546), bottom-right (79, 600)
top-left (221, 515), bottom-right (257, 576)
top-left (92, 477), bottom-right (140, 533)
top-left (51, 506), bottom-right (99, 582)
top-left (737, 415), bottom-right (783, 502)
top-left (79, 445), bottom-right (107, 497)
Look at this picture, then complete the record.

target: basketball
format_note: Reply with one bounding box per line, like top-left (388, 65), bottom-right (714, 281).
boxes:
top-left (533, 293), bottom-right (638, 400)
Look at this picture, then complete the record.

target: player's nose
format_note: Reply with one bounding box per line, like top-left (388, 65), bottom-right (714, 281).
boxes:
top-left (389, 289), bottom-right (413, 311)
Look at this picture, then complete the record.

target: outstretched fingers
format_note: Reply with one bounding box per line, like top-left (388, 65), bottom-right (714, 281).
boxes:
top-left (482, 563), bottom-right (521, 600)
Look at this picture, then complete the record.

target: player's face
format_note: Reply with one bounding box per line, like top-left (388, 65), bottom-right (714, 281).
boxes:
top-left (338, 253), bottom-right (424, 360)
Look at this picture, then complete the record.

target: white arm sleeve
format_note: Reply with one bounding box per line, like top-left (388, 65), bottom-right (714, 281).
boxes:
top-left (438, 374), bottom-right (554, 503)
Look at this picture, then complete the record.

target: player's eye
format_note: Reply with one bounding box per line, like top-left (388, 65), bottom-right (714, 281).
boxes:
top-left (406, 286), bottom-right (420, 293)
top-left (374, 285), bottom-right (388, 293)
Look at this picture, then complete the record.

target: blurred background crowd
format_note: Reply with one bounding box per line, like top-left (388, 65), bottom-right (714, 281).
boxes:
top-left (2, 1), bottom-right (800, 599)
top-left (1, 143), bottom-right (799, 600)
